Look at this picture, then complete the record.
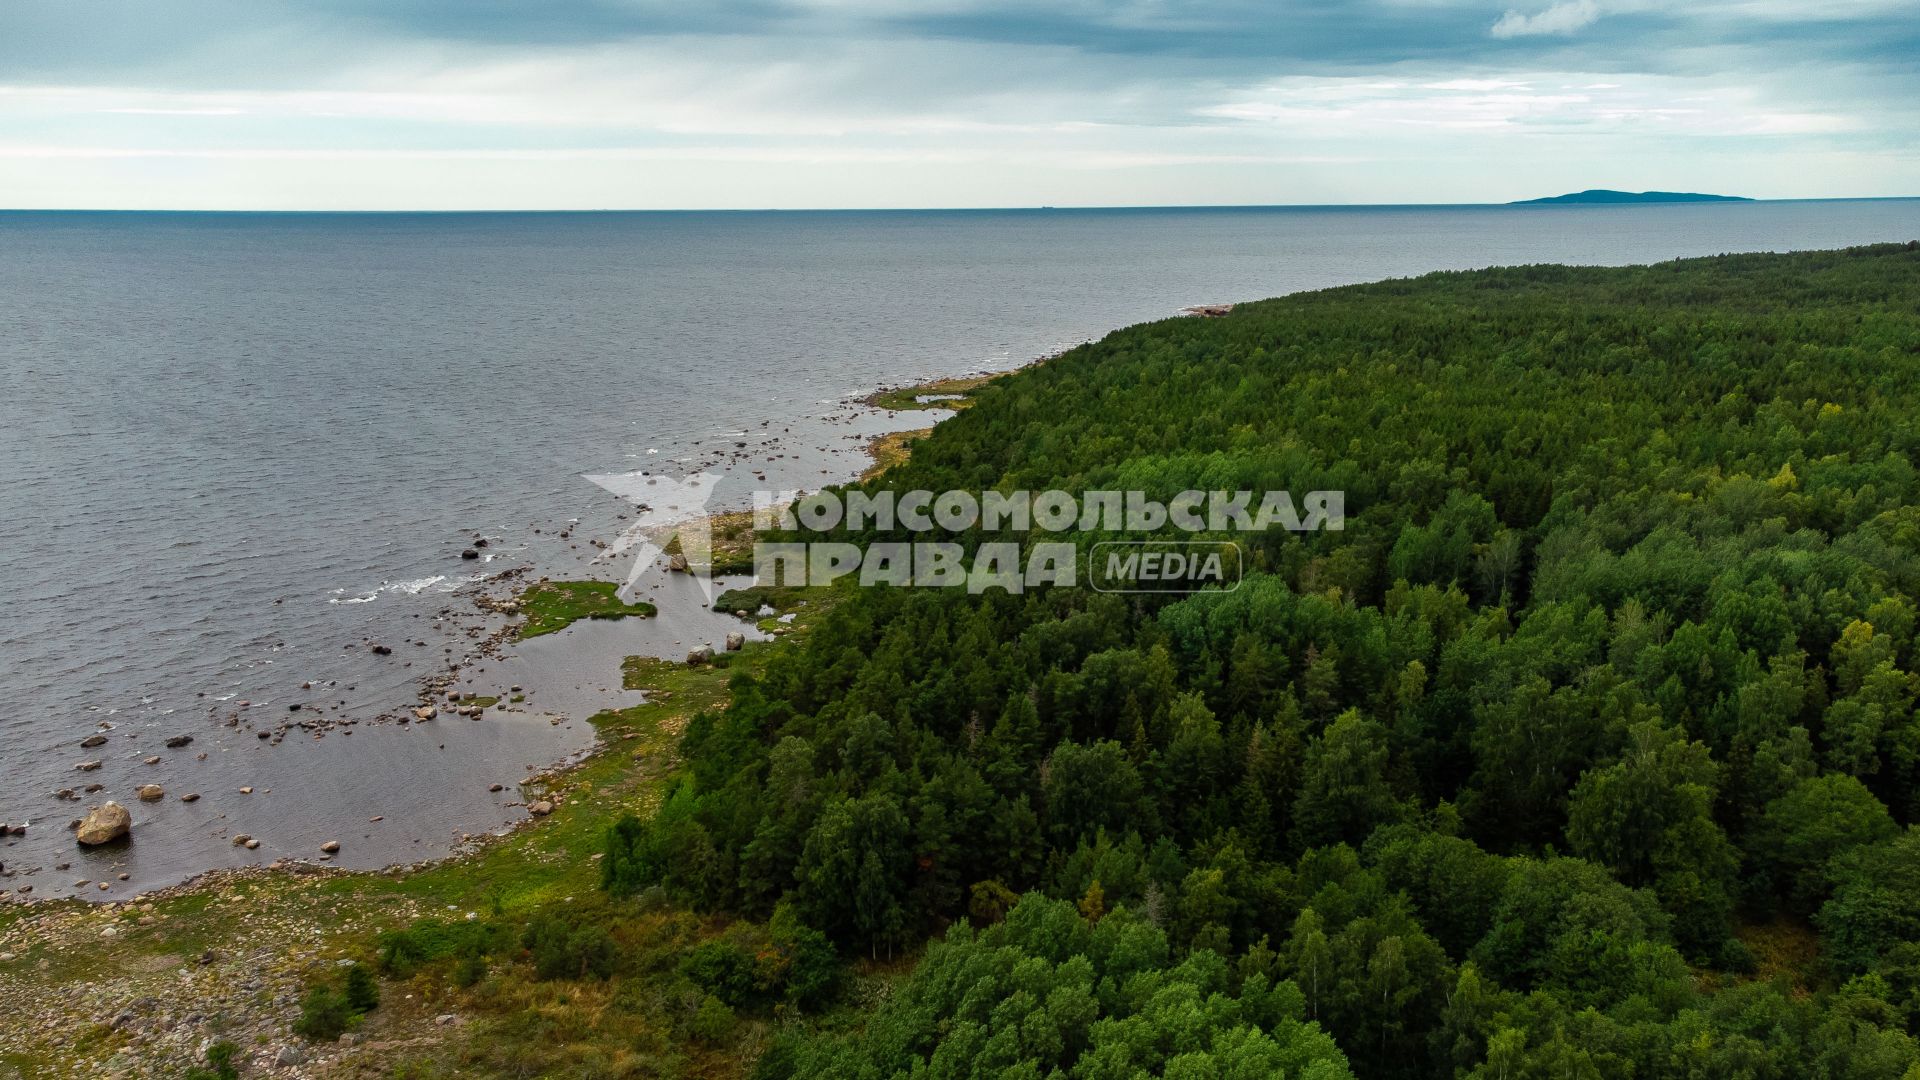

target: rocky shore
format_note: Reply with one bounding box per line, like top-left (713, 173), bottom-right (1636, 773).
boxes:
top-left (0, 365), bottom-right (1007, 1077)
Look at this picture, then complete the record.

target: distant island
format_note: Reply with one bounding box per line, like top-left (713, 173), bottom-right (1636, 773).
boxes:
top-left (1513, 188), bottom-right (1754, 205)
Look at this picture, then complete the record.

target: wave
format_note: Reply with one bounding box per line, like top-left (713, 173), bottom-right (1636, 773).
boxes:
top-left (327, 572), bottom-right (489, 605)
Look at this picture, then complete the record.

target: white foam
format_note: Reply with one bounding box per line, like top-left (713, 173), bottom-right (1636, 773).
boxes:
top-left (328, 573), bottom-right (488, 605)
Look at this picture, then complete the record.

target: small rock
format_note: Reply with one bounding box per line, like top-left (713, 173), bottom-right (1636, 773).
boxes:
top-left (414, 706), bottom-right (438, 721)
top-left (136, 785), bottom-right (165, 802)
top-left (528, 801), bottom-right (554, 817)
top-left (180, 793), bottom-right (201, 803)
top-left (320, 840), bottom-right (341, 853)
top-left (75, 760), bottom-right (102, 772)
top-left (165, 735), bottom-right (194, 749)
top-left (81, 735), bottom-right (108, 749)
top-left (277, 1045), bottom-right (306, 1067)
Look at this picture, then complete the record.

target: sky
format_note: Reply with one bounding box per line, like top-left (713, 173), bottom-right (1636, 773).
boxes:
top-left (0, 0), bottom-right (1916, 209)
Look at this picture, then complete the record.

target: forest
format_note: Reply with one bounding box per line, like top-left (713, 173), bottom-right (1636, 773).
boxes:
top-left (589, 243), bottom-right (1920, 1079)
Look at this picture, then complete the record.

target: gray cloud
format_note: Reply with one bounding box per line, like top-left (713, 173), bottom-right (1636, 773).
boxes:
top-left (0, 0), bottom-right (1914, 207)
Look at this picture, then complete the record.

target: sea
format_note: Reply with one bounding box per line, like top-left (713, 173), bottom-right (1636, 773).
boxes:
top-left (4, 199), bottom-right (1919, 900)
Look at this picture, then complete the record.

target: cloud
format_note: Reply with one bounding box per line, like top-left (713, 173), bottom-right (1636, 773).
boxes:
top-left (0, 0), bottom-right (1915, 207)
top-left (1491, 0), bottom-right (1600, 38)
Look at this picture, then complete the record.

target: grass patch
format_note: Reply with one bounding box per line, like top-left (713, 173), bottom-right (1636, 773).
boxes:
top-left (515, 581), bottom-right (656, 640)
top-left (862, 373), bottom-right (1000, 412)
top-left (1733, 916), bottom-right (1821, 995)
top-left (621, 655), bottom-right (683, 691)
top-left (662, 509), bottom-right (757, 576)
top-left (861, 427), bottom-right (930, 481)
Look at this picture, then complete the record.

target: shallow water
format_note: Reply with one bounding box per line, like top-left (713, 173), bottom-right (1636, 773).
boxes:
top-left (4, 201), bottom-right (1919, 899)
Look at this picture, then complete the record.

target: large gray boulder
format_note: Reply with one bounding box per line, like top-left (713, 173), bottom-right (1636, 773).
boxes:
top-left (75, 802), bottom-right (131, 846)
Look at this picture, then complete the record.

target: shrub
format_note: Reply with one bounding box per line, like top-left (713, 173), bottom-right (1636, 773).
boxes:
top-left (524, 914), bottom-right (618, 981)
top-left (344, 963), bottom-right (381, 1013)
top-left (679, 940), bottom-right (760, 1008)
top-left (687, 993), bottom-right (736, 1045)
top-left (293, 985), bottom-right (354, 1042)
top-left (377, 918), bottom-right (508, 977)
top-left (453, 950), bottom-right (488, 988)
top-left (183, 1040), bottom-right (240, 1080)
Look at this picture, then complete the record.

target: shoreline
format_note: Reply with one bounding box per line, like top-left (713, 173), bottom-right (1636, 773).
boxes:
top-left (0, 361), bottom-right (1027, 912)
top-left (0, 359), bottom-right (1025, 1078)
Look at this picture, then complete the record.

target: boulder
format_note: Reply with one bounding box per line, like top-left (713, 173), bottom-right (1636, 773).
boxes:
top-left (75, 803), bottom-right (131, 846)
top-left (528, 801), bottom-right (554, 816)
top-left (75, 760), bottom-right (101, 772)
top-left (687, 645), bottom-right (715, 665)
top-left (164, 736), bottom-right (193, 749)
top-left (81, 735), bottom-right (108, 749)
top-left (136, 785), bottom-right (165, 802)
top-left (414, 705), bottom-right (437, 721)
top-left (320, 840), bottom-right (341, 854)
top-left (725, 631), bottom-right (745, 652)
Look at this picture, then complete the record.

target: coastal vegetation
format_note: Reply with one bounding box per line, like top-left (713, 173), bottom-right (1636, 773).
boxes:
top-left (858, 373), bottom-right (1004, 480)
top-left (8, 244), bottom-right (1920, 1078)
top-left (862, 373), bottom-right (1000, 413)
top-left (663, 508), bottom-right (760, 577)
top-left (607, 244), bottom-right (1920, 1077)
top-left (515, 580), bottom-right (657, 639)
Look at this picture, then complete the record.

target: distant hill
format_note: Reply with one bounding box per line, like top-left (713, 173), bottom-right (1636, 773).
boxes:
top-left (1513, 188), bottom-right (1754, 205)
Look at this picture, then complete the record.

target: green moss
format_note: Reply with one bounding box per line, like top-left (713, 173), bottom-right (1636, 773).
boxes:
top-left (515, 581), bottom-right (656, 640)
top-left (621, 655), bottom-right (681, 690)
top-left (862, 373), bottom-right (1000, 412)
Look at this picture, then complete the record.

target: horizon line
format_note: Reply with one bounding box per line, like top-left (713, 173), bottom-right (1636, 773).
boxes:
top-left (4, 196), bottom-right (1920, 215)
